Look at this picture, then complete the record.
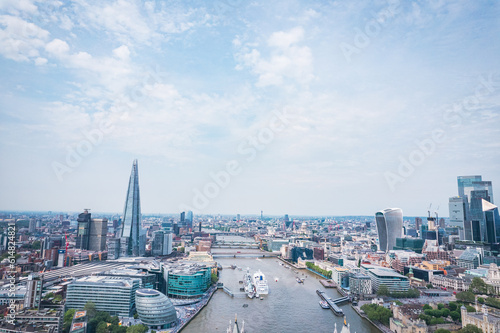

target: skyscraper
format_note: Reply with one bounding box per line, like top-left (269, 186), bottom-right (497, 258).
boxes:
top-left (449, 196), bottom-right (467, 239)
top-left (375, 208), bottom-right (403, 252)
top-left (483, 199), bottom-right (500, 244)
top-left (454, 175), bottom-right (495, 242)
top-left (119, 160), bottom-right (145, 257)
top-left (185, 211), bottom-right (193, 231)
top-left (77, 210), bottom-right (108, 252)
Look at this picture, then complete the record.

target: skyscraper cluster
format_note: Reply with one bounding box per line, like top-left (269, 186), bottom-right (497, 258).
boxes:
top-left (449, 175), bottom-right (498, 242)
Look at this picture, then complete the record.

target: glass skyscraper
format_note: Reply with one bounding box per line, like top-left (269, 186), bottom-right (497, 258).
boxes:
top-left (119, 159), bottom-right (145, 257)
top-left (453, 175), bottom-right (494, 242)
top-left (375, 208), bottom-right (403, 252)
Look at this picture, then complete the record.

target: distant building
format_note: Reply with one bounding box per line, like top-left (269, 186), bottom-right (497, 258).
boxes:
top-left (375, 208), bottom-right (403, 252)
top-left (118, 159), bottom-right (146, 257)
top-left (457, 247), bottom-right (483, 270)
top-left (164, 261), bottom-right (212, 298)
top-left (66, 276), bottom-right (140, 317)
top-left (361, 265), bottom-right (409, 293)
top-left (349, 274), bottom-right (372, 296)
top-left (152, 231), bottom-right (173, 256)
top-left (24, 273), bottom-right (43, 310)
top-left (483, 200), bottom-right (500, 244)
top-left (394, 238), bottom-right (424, 253)
top-left (76, 210), bottom-right (108, 252)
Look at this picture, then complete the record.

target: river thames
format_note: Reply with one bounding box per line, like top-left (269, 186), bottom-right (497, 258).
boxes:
top-left (182, 236), bottom-right (379, 333)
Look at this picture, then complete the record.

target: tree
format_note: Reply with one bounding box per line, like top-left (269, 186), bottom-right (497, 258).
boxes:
top-left (469, 277), bottom-right (488, 294)
top-left (32, 240), bottom-right (41, 250)
top-left (437, 303), bottom-right (444, 310)
top-left (126, 324), bottom-right (148, 333)
top-left (458, 324), bottom-right (483, 333)
top-left (485, 297), bottom-right (500, 309)
top-left (450, 311), bottom-right (460, 321)
top-left (377, 285), bottom-right (390, 296)
top-left (442, 308), bottom-right (450, 317)
top-left (477, 297), bottom-right (484, 304)
top-left (465, 305), bottom-right (476, 312)
top-left (133, 313), bottom-right (139, 319)
top-left (84, 301), bottom-right (97, 318)
top-left (97, 322), bottom-right (109, 333)
top-left (63, 309), bottom-right (76, 333)
top-left (456, 291), bottom-right (475, 303)
top-left (426, 283), bottom-right (433, 289)
top-left (448, 302), bottom-right (458, 312)
top-left (211, 273), bottom-right (218, 284)
top-left (423, 304), bottom-right (432, 310)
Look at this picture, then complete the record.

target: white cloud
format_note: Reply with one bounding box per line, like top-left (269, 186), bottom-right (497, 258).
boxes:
top-left (0, 0), bottom-right (37, 15)
top-left (113, 45), bottom-right (130, 61)
top-left (236, 26), bottom-right (314, 87)
top-left (0, 15), bottom-right (49, 62)
top-left (45, 38), bottom-right (69, 57)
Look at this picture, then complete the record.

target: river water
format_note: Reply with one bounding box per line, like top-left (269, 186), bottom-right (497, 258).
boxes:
top-left (182, 236), bottom-right (379, 333)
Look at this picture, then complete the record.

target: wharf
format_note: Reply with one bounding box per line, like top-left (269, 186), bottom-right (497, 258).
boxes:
top-left (319, 279), bottom-right (337, 288)
top-left (316, 290), bottom-right (345, 316)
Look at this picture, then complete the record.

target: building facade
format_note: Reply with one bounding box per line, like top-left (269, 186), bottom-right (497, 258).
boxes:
top-left (66, 276), bottom-right (140, 317)
top-left (375, 208), bottom-right (403, 252)
top-left (135, 289), bottom-right (178, 329)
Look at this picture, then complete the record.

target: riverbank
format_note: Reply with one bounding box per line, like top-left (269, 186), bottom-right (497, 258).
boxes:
top-left (351, 304), bottom-right (389, 333)
top-left (175, 285), bottom-right (217, 333)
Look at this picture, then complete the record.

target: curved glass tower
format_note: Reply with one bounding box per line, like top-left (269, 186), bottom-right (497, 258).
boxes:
top-left (135, 289), bottom-right (177, 329)
top-left (375, 208), bottom-right (403, 252)
top-left (120, 159), bottom-right (145, 257)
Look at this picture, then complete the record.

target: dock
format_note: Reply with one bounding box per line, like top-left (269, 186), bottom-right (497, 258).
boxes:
top-left (316, 290), bottom-right (349, 316)
top-left (319, 279), bottom-right (337, 288)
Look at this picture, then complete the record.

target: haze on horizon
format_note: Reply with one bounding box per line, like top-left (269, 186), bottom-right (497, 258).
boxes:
top-left (0, 1), bottom-right (499, 217)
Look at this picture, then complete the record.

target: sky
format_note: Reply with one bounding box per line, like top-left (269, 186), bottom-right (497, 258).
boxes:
top-left (0, 0), bottom-right (499, 217)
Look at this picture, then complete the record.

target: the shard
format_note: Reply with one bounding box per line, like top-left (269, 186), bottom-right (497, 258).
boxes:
top-left (119, 159), bottom-right (145, 257)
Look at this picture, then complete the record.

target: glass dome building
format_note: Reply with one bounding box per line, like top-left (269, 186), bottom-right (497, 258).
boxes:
top-left (135, 289), bottom-right (178, 329)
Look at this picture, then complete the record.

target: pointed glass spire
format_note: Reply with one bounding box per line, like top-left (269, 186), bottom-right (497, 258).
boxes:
top-left (120, 159), bottom-right (144, 256)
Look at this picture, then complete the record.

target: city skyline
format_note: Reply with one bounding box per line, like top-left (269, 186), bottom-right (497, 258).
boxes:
top-left (1, 1), bottom-right (499, 216)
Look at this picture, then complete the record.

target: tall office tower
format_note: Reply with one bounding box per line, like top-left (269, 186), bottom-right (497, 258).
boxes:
top-left (89, 218), bottom-right (108, 252)
top-left (471, 190), bottom-right (491, 242)
top-left (415, 217), bottom-right (422, 233)
top-left (483, 199), bottom-right (500, 244)
top-left (449, 196), bottom-right (468, 239)
top-left (179, 211), bottom-right (186, 231)
top-left (29, 218), bottom-right (36, 233)
top-left (152, 231), bottom-right (173, 256)
top-left (185, 211), bottom-right (193, 231)
top-left (119, 159), bottom-right (145, 257)
top-left (76, 210), bottom-right (91, 250)
top-left (375, 208), bottom-right (403, 252)
top-left (24, 273), bottom-right (43, 310)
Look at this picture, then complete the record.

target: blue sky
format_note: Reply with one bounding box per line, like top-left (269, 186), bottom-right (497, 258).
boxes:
top-left (0, 0), bottom-right (499, 216)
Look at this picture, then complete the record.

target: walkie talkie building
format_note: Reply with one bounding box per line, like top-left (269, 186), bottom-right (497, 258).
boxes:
top-left (375, 208), bottom-right (403, 252)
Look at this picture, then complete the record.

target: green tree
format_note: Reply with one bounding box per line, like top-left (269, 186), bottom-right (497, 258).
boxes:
top-left (133, 313), bottom-right (139, 319)
top-left (465, 305), bottom-right (476, 312)
top-left (211, 273), bottom-right (218, 284)
top-left (96, 322), bottom-right (109, 333)
top-left (448, 302), bottom-right (458, 312)
top-left (456, 291), bottom-right (475, 303)
top-left (477, 297), bottom-right (484, 304)
top-left (426, 283), bottom-right (433, 289)
top-left (469, 277), bottom-right (488, 294)
top-left (63, 309), bottom-right (76, 333)
top-left (377, 285), bottom-right (390, 296)
top-left (450, 311), bottom-right (460, 321)
top-left (126, 324), bottom-right (148, 333)
top-left (423, 304), bottom-right (432, 310)
top-left (437, 303), bottom-right (444, 310)
top-left (442, 308), bottom-right (450, 317)
top-left (458, 324), bottom-right (483, 333)
top-left (485, 297), bottom-right (500, 309)
top-left (84, 301), bottom-right (98, 318)
top-left (32, 240), bottom-right (41, 250)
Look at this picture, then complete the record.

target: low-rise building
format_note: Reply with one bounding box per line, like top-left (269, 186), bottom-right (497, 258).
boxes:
top-left (430, 275), bottom-right (470, 291)
top-left (390, 303), bottom-right (427, 333)
top-left (349, 274), bottom-right (372, 296)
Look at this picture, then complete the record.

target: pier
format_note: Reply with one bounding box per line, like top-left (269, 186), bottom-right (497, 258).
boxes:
top-left (316, 290), bottom-right (349, 316)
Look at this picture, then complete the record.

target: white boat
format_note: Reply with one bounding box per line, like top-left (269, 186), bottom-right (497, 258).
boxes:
top-left (252, 270), bottom-right (269, 295)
